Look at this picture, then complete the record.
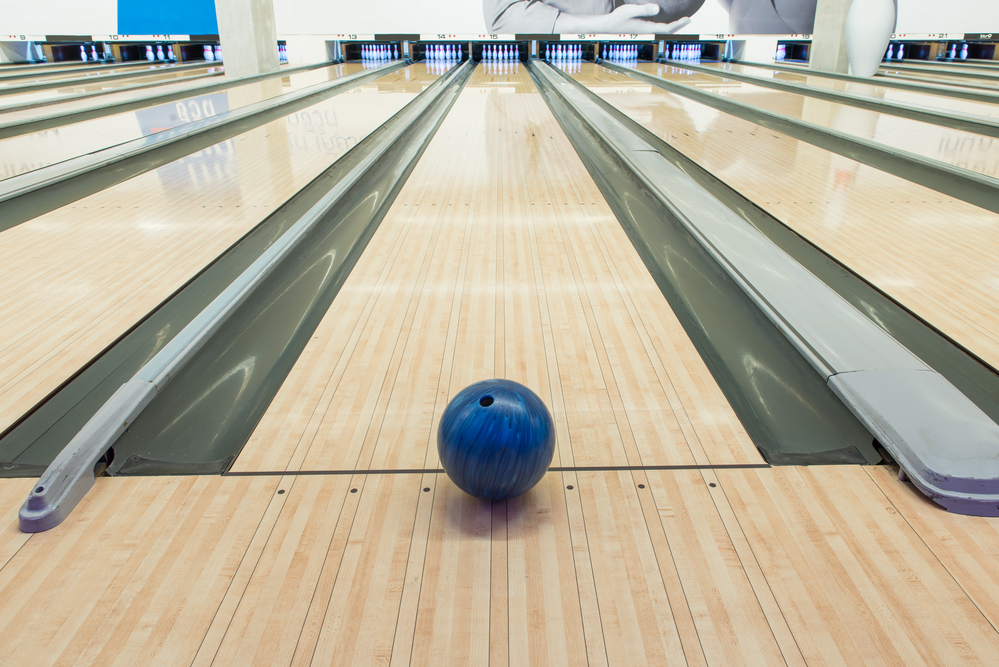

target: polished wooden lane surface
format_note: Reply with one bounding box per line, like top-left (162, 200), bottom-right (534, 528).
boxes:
top-left (705, 62), bottom-right (999, 121)
top-left (2, 61), bottom-right (999, 667)
top-left (0, 64), bottom-right (364, 178)
top-left (0, 65), bottom-right (437, 433)
top-left (636, 63), bottom-right (998, 178)
top-left (575, 63), bottom-right (999, 371)
top-left (232, 61), bottom-right (759, 474)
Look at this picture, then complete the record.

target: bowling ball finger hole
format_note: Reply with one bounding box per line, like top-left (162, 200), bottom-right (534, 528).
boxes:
top-left (479, 396), bottom-right (494, 407)
top-left (35, 486), bottom-right (44, 493)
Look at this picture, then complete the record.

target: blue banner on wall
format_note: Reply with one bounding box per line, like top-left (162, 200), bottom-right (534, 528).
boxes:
top-left (118, 0), bottom-right (219, 35)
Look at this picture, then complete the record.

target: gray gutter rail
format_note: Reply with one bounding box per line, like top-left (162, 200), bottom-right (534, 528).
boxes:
top-left (535, 61), bottom-right (999, 516)
top-left (19, 59), bottom-right (470, 532)
top-left (653, 61), bottom-right (999, 140)
top-left (736, 60), bottom-right (999, 105)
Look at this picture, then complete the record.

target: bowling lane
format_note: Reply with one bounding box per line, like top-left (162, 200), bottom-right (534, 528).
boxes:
top-left (0, 60), bottom-right (142, 81)
top-left (893, 60), bottom-right (999, 75)
top-left (0, 64), bottom-right (442, 433)
top-left (0, 63), bottom-right (220, 110)
top-left (631, 62), bottom-right (999, 179)
top-left (222, 59), bottom-right (774, 664)
top-left (702, 61), bottom-right (999, 121)
top-left (0, 61), bottom-right (196, 88)
top-left (0, 63), bottom-right (367, 180)
top-left (232, 60), bottom-right (763, 478)
top-left (882, 61), bottom-right (999, 80)
top-left (571, 62), bottom-right (999, 370)
top-left (876, 64), bottom-right (999, 89)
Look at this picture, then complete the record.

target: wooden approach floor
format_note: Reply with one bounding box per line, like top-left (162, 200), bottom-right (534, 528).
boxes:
top-left (1, 63), bottom-right (999, 665)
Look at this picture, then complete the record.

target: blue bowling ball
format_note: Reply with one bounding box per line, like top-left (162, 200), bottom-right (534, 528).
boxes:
top-left (438, 379), bottom-right (555, 501)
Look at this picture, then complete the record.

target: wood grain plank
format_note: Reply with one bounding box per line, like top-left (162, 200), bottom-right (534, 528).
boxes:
top-left (720, 465), bottom-right (999, 666)
top-left (0, 476), bottom-right (276, 667)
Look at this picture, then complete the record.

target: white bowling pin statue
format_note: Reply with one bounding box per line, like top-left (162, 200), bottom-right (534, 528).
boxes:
top-left (845, 0), bottom-right (896, 76)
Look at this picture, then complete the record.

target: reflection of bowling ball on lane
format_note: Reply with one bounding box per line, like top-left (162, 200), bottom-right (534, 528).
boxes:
top-left (619, 0), bottom-right (705, 23)
top-left (437, 379), bottom-right (555, 501)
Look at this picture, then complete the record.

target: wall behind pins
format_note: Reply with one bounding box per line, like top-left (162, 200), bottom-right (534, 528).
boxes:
top-left (270, 0), bottom-right (996, 36)
top-left (0, 0), bottom-right (993, 39)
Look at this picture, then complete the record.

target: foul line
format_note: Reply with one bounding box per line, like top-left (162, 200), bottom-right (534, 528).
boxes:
top-left (222, 463), bottom-right (772, 477)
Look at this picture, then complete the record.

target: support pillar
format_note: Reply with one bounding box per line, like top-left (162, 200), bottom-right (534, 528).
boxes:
top-left (215, 0), bottom-right (280, 79)
top-left (810, 0), bottom-right (853, 74)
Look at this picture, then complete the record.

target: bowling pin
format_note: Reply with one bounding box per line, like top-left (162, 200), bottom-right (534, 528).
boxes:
top-left (146, 45), bottom-right (155, 61)
top-left (155, 44), bottom-right (165, 61)
top-left (845, 0), bottom-right (895, 77)
top-left (948, 44), bottom-right (956, 59)
top-left (167, 45), bottom-right (175, 61)
top-left (897, 43), bottom-right (904, 60)
top-left (204, 45), bottom-right (213, 61)
top-left (80, 45), bottom-right (87, 61)
top-left (91, 45), bottom-right (99, 60)
top-left (885, 44), bottom-right (893, 60)
top-left (960, 43), bottom-right (968, 60)
top-left (394, 45), bottom-right (399, 59)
